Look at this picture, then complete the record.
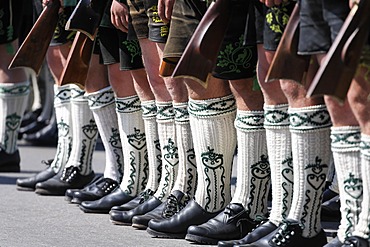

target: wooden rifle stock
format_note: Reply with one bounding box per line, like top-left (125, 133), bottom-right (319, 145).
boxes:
top-left (265, 4), bottom-right (310, 84)
top-left (8, 0), bottom-right (60, 75)
top-left (59, 32), bottom-right (94, 89)
top-left (65, 0), bottom-right (107, 40)
top-left (307, 0), bottom-right (370, 101)
top-left (172, 0), bottom-right (232, 88)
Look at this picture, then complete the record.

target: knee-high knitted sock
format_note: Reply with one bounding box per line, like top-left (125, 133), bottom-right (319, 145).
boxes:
top-left (51, 85), bottom-right (72, 173)
top-left (287, 105), bottom-right (332, 238)
top-left (117, 95), bottom-right (148, 196)
top-left (86, 86), bottom-right (124, 182)
top-left (190, 94), bottom-right (237, 213)
top-left (0, 81), bottom-right (30, 154)
top-left (141, 100), bottom-right (161, 193)
top-left (230, 110), bottom-right (270, 220)
top-left (65, 85), bottom-right (98, 175)
top-left (153, 101), bottom-right (178, 202)
top-left (352, 134), bottom-right (370, 240)
top-left (171, 102), bottom-right (197, 197)
top-left (330, 126), bottom-right (362, 242)
top-left (264, 104), bottom-right (293, 226)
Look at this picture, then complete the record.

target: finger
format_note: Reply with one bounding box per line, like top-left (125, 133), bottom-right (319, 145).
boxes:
top-left (158, 0), bottom-right (167, 22)
top-left (266, 0), bottom-right (274, 7)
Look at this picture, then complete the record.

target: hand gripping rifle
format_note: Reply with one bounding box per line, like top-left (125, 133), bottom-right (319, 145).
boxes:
top-left (8, 0), bottom-right (61, 75)
top-left (307, 0), bottom-right (370, 102)
top-left (65, 0), bottom-right (107, 40)
top-left (58, 32), bottom-right (94, 89)
top-left (265, 4), bottom-right (310, 85)
top-left (171, 0), bottom-right (232, 88)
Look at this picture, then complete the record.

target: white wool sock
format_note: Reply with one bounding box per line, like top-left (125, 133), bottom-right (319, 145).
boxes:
top-left (0, 81), bottom-right (30, 153)
top-left (50, 85), bottom-right (72, 173)
top-left (331, 126), bottom-right (362, 242)
top-left (231, 110), bottom-right (270, 220)
top-left (264, 104), bottom-right (293, 226)
top-left (352, 134), bottom-right (370, 240)
top-left (117, 95), bottom-right (148, 196)
top-left (86, 87), bottom-right (124, 182)
top-left (190, 94), bottom-right (237, 213)
top-left (287, 105), bottom-right (332, 238)
top-left (141, 100), bottom-right (161, 192)
top-left (171, 102), bottom-right (197, 197)
top-left (65, 85), bottom-right (98, 175)
top-left (153, 101), bottom-right (178, 202)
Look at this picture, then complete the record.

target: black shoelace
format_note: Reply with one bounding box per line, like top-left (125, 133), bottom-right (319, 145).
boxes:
top-left (138, 189), bottom-right (155, 204)
top-left (162, 193), bottom-right (190, 218)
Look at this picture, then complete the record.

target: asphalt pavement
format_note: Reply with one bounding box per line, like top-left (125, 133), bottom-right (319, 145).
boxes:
top-left (0, 142), bottom-right (339, 247)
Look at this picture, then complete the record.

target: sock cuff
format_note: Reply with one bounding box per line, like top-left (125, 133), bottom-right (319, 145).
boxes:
top-left (173, 101), bottom-right (189, 124)
top-left (54, 84), bottom-right (71, 106)
top-left (115, 95), bottom-right (141, 114)
top-left (188, 94), bottom-right (236, 118)
top-left (360, 133), bottom-right (370, 158)
top-left (264, 104), bottom-right (289, 127)
top-left (141, 100), bottom-right (157, 120)
top-left (86, 87), bottom-right (115, 109)
top-left (70, 84), bottom-right (86, 102)
top-left (330, 126), bottom-right (361, 152)
top-left (289, 104), bottom-right (332, 132)
top-left (0, 81), bottom-right (30, 97)
top-left (235, 110), bottom-right (264, 131)
top-left (156, 101), bottom-right (175, 122)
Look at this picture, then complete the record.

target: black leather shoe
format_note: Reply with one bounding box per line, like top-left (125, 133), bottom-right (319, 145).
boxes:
top-left (324, 237), bottom-right (343, 247)
top-left (16, 160), bottom-right (55, 191)
top-left (65, 174), bottom-right (103, 202)
top-left (131, 190), bottom-right (190, 230)
top-left (35, 166), bottom-right (95, 196)
top-left (79, 187), bottom-right (134, 213)
top-left (186, 203), bottom-right (260, 244)
top-left (218, 220), bottom-right (276, 247)
top-left (110, 189), bottom-right (155, 213)
top-left (70, 177), bottom-right (118, 204)
top-left (343, 236), bottom-right (369, 247)
top-left (0, 150), bottom-right (20, 172)
top-left (147, 200), bottom-right (221, 239)
top-left (110, 196), bottom-right (161, 225)
top-left (238, 219), bottom-right (327, 247)
top-left (321, 195), bottom-right (341, 221)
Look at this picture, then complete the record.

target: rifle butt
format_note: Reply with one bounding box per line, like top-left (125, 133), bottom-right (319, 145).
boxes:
top-left (172, 0), bottom-right (232, 87)
top-left (59, 32), bottom-right (94, 89)
top-left (307, 2), bottom-right (370, 101)
top-left (8, 0), bottom-right (60, 75)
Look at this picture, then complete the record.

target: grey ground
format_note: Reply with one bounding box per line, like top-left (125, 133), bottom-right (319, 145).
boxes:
top-left (0, 143), bottom-right (339, 247)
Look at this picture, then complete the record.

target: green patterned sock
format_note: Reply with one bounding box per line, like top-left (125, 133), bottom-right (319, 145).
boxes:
top-left (51, 85), bottom-right (72, 173)
top-left (86, 87), bottom-right (124, 182)
top-left (153, 101), bottom-right (178, 202)
top-left (264, 104), bottom-right (293, 226)
top-left (65, 85), bottom-right (98, 175)
top-left (287, 105), bottom-right (332, 237)
top-left (331, 126), bottom-right (362, 242)
top-left (353, 134), bottom-right (370, 240)
top-left (231, 110), bottom-right (270, 220)
top-left (141, 100), bottom-right (161, 192)
top-left (171, 102), bottom-right (197, 197)
top-left (117, 95), bottom-right (148, 196)
top-left (0, 81), bottom-right (30, 154)
top-left (190, 94), bottom-right (237, 213)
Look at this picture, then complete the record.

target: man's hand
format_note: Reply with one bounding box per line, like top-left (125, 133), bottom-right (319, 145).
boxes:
top-left (158, 0), bottom-right (175, 24)
top-left (259, 0), bottom-right (282, 7)
top-left (349, 0), bottom-right (359, 9)
top-left (111, 0), bottom-right (130, 33)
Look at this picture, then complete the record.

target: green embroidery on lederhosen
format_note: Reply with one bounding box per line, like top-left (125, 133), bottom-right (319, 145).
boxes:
top-left (217, 35), bottom-right (255, 75)
top-left (122, 40), bottom-right (142, 63)
top-left (266, 3), bottom-right (291, 35)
